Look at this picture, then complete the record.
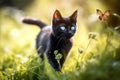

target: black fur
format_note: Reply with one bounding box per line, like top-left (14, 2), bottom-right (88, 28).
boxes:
top-left (23, 18), bottom-right (47, 28)
top-left (22, 10), bottom-right (77, 71)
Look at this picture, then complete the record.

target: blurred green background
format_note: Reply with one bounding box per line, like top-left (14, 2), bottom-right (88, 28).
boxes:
top-left (0, 0), bottom-right (120, 80)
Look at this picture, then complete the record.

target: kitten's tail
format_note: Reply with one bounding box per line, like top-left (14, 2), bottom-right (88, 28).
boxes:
top-left (22, 18), bottom-right (47, 29)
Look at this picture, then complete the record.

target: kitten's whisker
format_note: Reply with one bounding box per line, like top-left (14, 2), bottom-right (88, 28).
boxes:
top-left (56, 34), bottom-right (64, 48)
top-left (37, 46), bottom-right (42, 52)
top-left (57, 33), bottom-right (64, 39)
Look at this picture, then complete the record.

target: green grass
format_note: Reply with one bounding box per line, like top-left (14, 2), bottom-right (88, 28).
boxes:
top-left (0, 1), bottom-right (120, 79)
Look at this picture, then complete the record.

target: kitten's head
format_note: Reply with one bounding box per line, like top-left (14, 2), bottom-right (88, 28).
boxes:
top-left (52, 10), bottom-right (77, 39)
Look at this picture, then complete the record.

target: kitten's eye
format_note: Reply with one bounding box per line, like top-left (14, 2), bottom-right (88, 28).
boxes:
top-left (60, 26), bottom-right (66, 30)
top-left (71, 26), bottom-right (75, 30)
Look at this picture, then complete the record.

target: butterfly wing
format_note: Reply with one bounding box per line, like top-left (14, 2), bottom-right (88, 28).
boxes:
top-left (103, 10), bottom-right (111, 21)
top-left (99, 16), bottom-right (103, 21)
top-left (104, 10), bottom-right (111, 16)
top-left (96, 9), bottom-right (104, 21)
top-left (96, 9), bottom-right (103, 16)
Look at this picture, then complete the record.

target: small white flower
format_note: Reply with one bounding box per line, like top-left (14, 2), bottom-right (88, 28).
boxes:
top-left (112, 62), bottom-right (120, 68)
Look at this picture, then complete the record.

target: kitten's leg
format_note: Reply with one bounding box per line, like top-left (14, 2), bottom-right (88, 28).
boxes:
top-left (49, 59), bottom-right (61, 71)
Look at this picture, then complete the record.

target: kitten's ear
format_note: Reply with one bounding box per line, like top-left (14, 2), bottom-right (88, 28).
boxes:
top-left (53, 10), bottom-right (62, 20)
top-left (70, 10), bottom-right (77, 22)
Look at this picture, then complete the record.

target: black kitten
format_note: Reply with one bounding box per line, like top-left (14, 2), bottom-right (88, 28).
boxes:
top-left (22, 10), bottom-right (77, 71)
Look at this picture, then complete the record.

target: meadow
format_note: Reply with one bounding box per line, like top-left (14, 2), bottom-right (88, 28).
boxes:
top-left (0, 0), bottom-right (120, 80)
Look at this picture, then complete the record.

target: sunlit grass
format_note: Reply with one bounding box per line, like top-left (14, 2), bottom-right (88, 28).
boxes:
top-left (0, 0), bottom-right (120, 80)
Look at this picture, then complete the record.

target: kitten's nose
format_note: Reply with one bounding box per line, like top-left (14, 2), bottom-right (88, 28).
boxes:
top-left (68, 31), bottom-right (73, 35)
top-left (67, 31), bottom-right (74, 38)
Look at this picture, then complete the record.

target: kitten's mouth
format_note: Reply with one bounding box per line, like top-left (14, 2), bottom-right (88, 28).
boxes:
top-left (65, 33), bottom-right (74, 39)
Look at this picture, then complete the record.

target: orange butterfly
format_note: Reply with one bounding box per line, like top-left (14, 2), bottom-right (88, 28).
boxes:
top-left (96, 9), bottom-right (111, 21)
